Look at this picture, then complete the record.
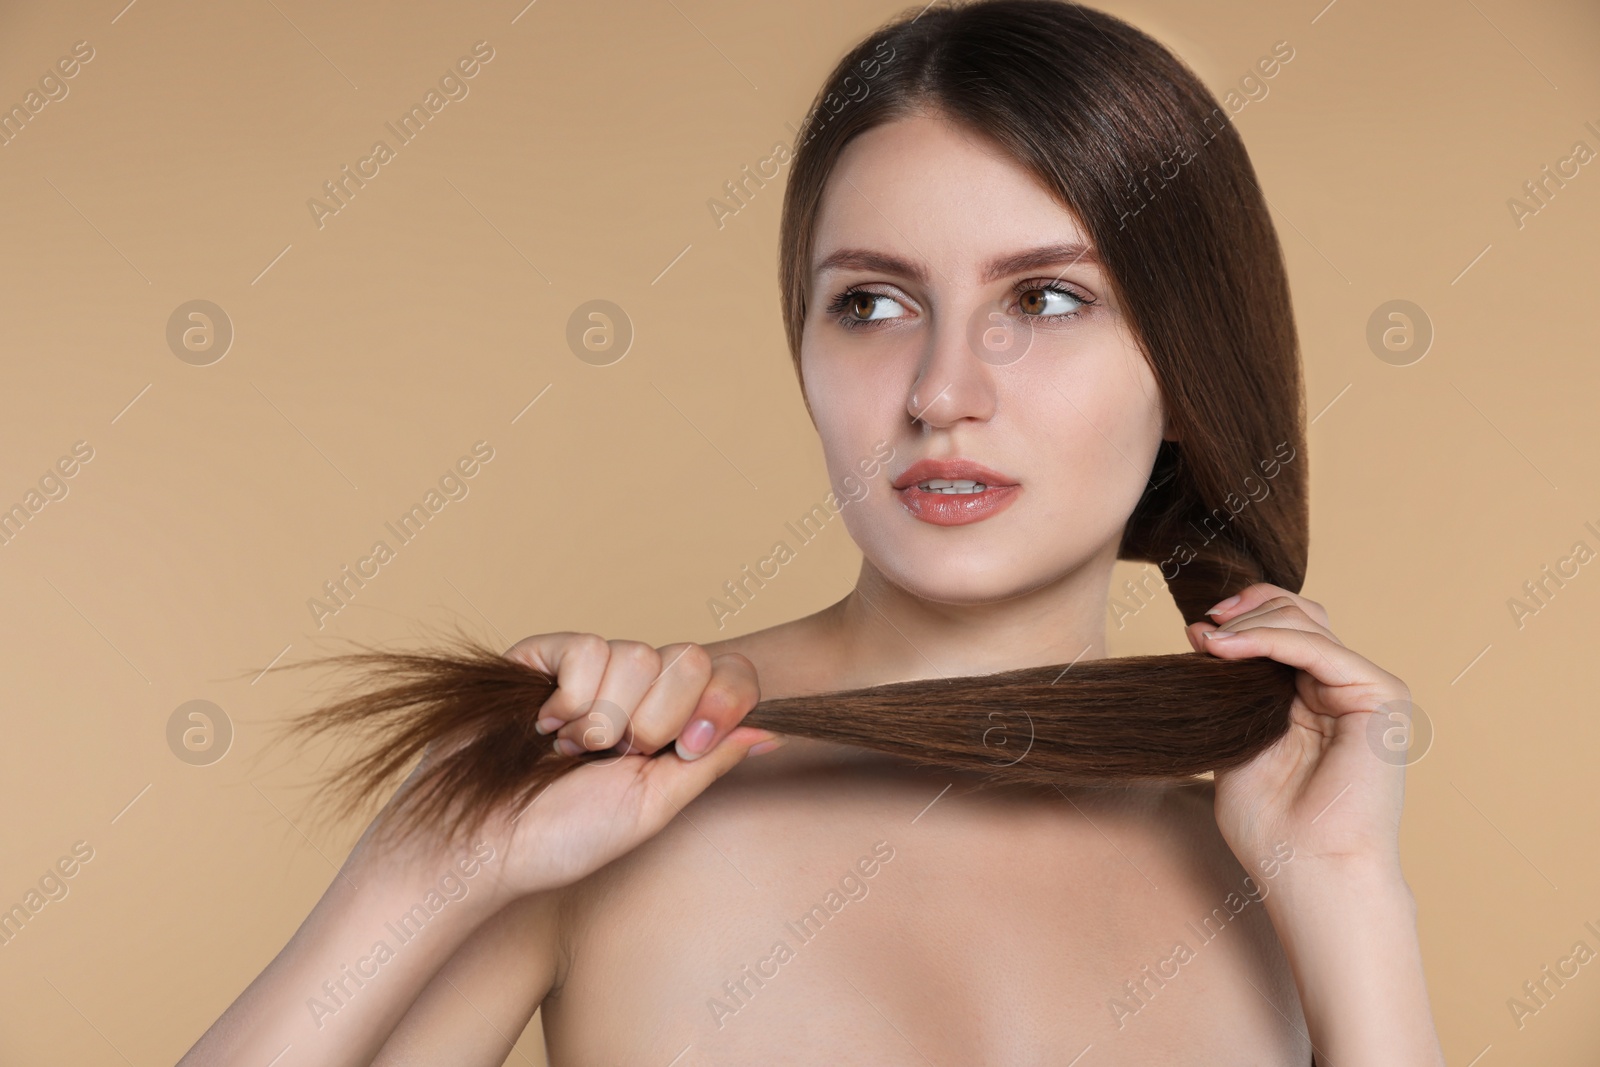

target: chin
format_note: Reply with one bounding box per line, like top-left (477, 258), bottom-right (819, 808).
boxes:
top-left (873, 549), bottom-right (1048, 605)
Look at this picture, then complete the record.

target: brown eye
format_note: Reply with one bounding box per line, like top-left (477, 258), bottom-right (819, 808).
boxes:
top-left (826, 287), bottom-right (910, 328)
top-left (1014, 283), bottom-right (1089, 319)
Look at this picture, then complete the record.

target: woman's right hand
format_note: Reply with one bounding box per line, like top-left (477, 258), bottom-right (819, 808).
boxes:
top-left (453, 634), bottom-right (782, 902)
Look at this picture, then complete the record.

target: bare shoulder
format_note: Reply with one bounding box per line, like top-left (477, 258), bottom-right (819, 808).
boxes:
top-left (1137, 776), bottom-right (1275, 886)
top-left (699, 610), bottom-right (841, 701)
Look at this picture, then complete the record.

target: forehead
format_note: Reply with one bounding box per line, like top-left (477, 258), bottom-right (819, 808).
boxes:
top-left (809, 111), bottom-right (1093, 282)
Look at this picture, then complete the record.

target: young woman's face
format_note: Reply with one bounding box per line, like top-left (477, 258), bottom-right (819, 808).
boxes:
top-left (801, 109), bottom-right (1172, 604)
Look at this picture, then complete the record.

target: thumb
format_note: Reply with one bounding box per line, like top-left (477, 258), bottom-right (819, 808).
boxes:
top-left (639, 725), bottom-right (784, 819)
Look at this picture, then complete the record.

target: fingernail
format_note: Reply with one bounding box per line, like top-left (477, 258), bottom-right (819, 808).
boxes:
top-left (749, 737), bottom-right (787, 756)
top-left (676, 718), bottom-right (716, 760)
top-left (552, 738), bottom-right (580, 756)
top-left (534, 716), bottom-right (561, 735)
top-left (1206, 595), bottom-right (1241, 617)
top-left (1204, 629), bottom-right (1237, 640)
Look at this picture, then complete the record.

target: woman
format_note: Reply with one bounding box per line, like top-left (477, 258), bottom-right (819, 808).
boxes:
top-left (182, 1), bottom-right (1446, 1063)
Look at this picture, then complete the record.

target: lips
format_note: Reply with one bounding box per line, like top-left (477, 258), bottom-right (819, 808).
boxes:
top-left (890, 457), bottom-right (1021, 527)
top-left (891, 458), bottom-right (1018, 490)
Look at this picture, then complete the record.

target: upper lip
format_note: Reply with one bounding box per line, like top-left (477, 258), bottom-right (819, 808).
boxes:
top-left (891, 457), bottom-right (1018, 490)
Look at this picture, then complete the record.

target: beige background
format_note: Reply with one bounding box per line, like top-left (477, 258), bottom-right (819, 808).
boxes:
top-left (1, 0), bottom-right (1597, 1062)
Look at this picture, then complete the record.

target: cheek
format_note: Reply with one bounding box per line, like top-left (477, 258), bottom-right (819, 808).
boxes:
top-left (802, 345), bottom-right (903, 465)
top-left (1013, 344), bottom-right (1164, 507)
top-left (1040, 330), bottom-right (1162, 442)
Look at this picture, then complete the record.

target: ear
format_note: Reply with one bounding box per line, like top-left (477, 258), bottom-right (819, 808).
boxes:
top-left (1161, 409), bottom-right (1180, 443)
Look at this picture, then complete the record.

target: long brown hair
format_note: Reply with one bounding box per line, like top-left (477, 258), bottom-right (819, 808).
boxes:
top-left (289, 0), bottom-right (1307, 847)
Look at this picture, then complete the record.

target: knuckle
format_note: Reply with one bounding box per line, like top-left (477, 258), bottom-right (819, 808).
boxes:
top-left (714, 650), bottom-right (757, 675)
top-left (576, 630), bottom-right (611, 655)
top-left (712, 651), bottom-right (759, 692)
top-left (668, 642), bottom-right (714, 682)
top-left (571, 632), bottom-right (611, 662)
top-left (607, 639), bottom-right (661, 673)
top-left (1298, 596), bottom-right (1330, 623)
top-left (1262, 597), bottom-right (1310, 626)
top-left (504, 631), bottom-right (565, 665)
top-left (548, 633), bottom-right (610, 711)
top-left (702, 662), bottom-right (758, 720)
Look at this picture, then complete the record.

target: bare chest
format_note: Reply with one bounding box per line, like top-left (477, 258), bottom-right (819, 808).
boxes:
top-left (540, 747), bottom-right (1310, 1065)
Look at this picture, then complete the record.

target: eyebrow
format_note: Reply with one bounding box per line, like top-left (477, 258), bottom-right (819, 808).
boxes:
top-left (811, 241), bottom-right (1100, 286)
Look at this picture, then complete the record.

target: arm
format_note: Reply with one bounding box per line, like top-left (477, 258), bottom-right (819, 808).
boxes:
top-left (1191, 584), bottom-right (1446, 1065)
top-left (1262, 857), bottom-right (1442, 1065)
top-left (181, 634), bottom-right (774, 1066)
top-left (369, 888), bottom-right (564, 1066)
top-left (177, 839), bottom-right (518, 1066)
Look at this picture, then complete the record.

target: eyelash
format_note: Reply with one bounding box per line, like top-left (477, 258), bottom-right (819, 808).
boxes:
top-left (823, 278), bottom-right (1097, 331)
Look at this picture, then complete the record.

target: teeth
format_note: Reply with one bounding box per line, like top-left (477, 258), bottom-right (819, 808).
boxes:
top-left (917, 478), bottom-right (986, 494)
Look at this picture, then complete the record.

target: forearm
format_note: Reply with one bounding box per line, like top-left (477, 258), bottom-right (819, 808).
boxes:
top-left (370, 890), bottom-right (561, 1067)
top-left (1264, 859), bottom-right (1445, 1067)
top-left (179, 840), bottom-right (506, 1066)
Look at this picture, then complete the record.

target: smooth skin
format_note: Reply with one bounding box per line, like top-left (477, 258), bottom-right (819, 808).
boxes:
top-left (1192, 590), bottom-right (1442, 1063)
top-left (179, 110), bottom-right (1444, 1065)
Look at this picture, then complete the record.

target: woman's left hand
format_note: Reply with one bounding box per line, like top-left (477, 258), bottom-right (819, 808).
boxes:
top-left (1186, 582), bottom-right (1415, 880)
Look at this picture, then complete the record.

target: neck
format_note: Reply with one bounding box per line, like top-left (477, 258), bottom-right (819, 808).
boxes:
top-left (815, 547), bottom-right (1117, 689)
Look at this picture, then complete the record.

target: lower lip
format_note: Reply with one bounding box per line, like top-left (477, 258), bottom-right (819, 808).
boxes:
top-left (895, 484), bottom-right (1020, 526)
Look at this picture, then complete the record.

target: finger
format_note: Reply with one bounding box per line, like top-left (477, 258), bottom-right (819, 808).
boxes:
top-left (1205, 582), bottom-right (1331, 629)
top-left (1222, 597), bottom-right (1323, 633)
top-left (672, 652), bottom-right (761, 762)
top-left (636, 725), bottom-right (784, 832)
top-left (504, 632), bottom-right (610, 735)
top-left (1197, 598), bottom-right (1341, 645)
top-left (1197, 623), bottom-right (1405, 712)
top-left (610, 642), bottom-right (715, 756)
top-left (555, 640), bottom-right (661, 753)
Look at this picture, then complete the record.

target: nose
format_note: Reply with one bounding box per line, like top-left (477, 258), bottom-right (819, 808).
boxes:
top-left (906, 311), bottom-right (999, 429)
